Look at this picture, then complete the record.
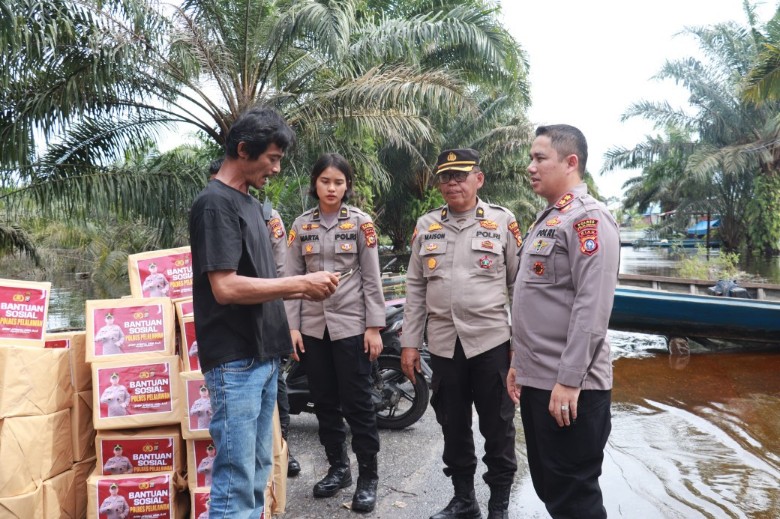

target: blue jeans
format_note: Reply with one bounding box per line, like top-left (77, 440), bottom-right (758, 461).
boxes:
top-left (204, 356), bottom-right (279, 519)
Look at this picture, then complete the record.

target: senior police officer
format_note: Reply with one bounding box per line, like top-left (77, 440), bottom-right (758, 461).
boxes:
top-left (507, 124), bottom-right (620, 519)
top-left (103, 444), bottom-right (133, 475)
top-left (401, 148), bottom-right (522, 519)
top-left (98, 483), bottom-right (130, 519)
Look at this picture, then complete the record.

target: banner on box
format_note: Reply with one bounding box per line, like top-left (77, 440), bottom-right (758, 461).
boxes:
top-left (96, 474), bottom-right (171, 518)
top-left (100, 437), bottom-right (176, 475)
top-left (97, 363), bottom-right (172, 419)
top-left (0, 284), bottom-right (47, 342)
top-left (92, 305), bottom-right (167, 357)
top-left (133, 251), bottom-right (193, 300)
top-left (186, 379), bottom-right (212, 432)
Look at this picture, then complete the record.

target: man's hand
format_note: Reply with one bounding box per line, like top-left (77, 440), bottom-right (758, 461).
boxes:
top-left (301, 271), bottom-right (339, 301)
top-left (549, 382), bottom-right (581, 427)
top-left (400, 347), bottom-right (421, 383)
top-left (290, 329), bottom-right (304, 361)
top-left (364, 327), bottom-right (383, 362)
top-left (507, 367), bottom-right (521, 405)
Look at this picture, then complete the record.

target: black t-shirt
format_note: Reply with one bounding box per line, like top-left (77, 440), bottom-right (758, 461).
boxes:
top-left (189, 180), bottom-right (293, 373)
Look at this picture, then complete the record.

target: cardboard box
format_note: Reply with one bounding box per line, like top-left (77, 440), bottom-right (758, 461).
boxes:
top-left (128, 247), bottom-right (192, 301)
top-left (92, 356), bottom-right (181, 430)
top-left (190, 488), bottom-right (210, 519)
top-left (0, 482), bottom-right (42, 518)
top-left (173, 298), bottom-right (192, 322)
top-left (73, 457), bottom-right (96, 519)
top-left (85, 298), bottom-right (176, 363)
top-left (86, 471), bottom-right (180, 519)
top-left (95, 426), bottom-right (183, 476)
top-left (0, 278), bottom-right (51, 347)
top-left (0, 409), bottom-right (73, 497)
top-left (46, 330), bottom-right (91, 391)
top-left (179, 371), bottom-right (210, 440)
top-left (42, 469), bottom-right (75, 519)
top-left (71, 391), bottom-right (96, 462)
top-left (0, 345), bottom-right (72, 418)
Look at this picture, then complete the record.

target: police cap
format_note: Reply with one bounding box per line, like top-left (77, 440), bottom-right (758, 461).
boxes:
top-left (435, 148), bottom-right (480, 174)
top-left (114, 444), bottom-right (122, 451)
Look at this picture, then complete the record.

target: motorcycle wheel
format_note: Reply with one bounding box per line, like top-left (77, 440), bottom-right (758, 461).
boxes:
top-left (375, 356), bottom-right (429, 430)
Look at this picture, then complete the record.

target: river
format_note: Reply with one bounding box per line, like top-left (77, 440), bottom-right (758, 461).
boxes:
top-left (24, 243), bottom-right (780, 517)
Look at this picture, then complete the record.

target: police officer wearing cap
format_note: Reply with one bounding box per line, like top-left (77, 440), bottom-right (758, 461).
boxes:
top-left (402, 148), bottom-right (521, 519)
top-left (103, 444), bottom-right (133, 474)
top-left (507, 125), bottom-right (619, 518)
top-left (285, 152), bottom-right (385, 513)
top-left (99, 483), bottom-right (130, 519)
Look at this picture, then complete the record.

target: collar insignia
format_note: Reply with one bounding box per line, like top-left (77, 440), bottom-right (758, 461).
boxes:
top-left (339, 207), bottom-right (349, 219)
top-left (554, 193), bottom-right (574, 210)
top-left (476, 207), bottom-right (485, 218)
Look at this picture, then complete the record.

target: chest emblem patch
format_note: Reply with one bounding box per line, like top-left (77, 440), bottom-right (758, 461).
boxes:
top-left (305, 244), bottom-right (314, 254)
top-left (480, 220), bottom-right (498, 230)
top-left (533, 239), bottom-right (549, 252)
top-left (339, 222), bottom-right (355, 230)
top-left (425, 243), bottom-right (438, 251)
top-left (479, 256), bottom-right (493, 269)
top-left (340, 243), bottom-right (353, 252)
top-left (533, 261), bottom-right (545, 276)
top-left (481, 240), bottom-right (494, 249)
top-left (302, 223), bottom-right (320, 231)
top-left (546, 216), bottom-right (561, 227)
top-left (427, 258), bottom-right (437, 270)
top-left (428, 223), bottom-right (443, 231)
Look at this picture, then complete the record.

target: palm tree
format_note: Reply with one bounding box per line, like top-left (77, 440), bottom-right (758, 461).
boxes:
top-left (605, 4), bottom-right (780, 255)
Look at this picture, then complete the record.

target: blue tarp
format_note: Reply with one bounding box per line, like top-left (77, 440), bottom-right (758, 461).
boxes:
top-left (687, 219), bottom-right (720, 236)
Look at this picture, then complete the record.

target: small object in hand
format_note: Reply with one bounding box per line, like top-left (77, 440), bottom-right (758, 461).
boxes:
top-left (338, 268), bottom-right (354, 281)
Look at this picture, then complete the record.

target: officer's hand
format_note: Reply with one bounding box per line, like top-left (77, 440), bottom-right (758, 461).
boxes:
top-left (549, 383), bottom-right (580, 427)
top-left (301, 271), bottom-right (339, 301)
top-left (400, 348), bottom-right (421, 383)
top-left (507, 367), bottom-right (521, 405)
top-left (364, 328), bottom-right (383, 362)
top-left (290, 330), bottom-right (304, 361)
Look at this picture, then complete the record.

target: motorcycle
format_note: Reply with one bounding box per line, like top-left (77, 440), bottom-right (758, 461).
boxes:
top-left (284, 299), bottom-right (432, 430)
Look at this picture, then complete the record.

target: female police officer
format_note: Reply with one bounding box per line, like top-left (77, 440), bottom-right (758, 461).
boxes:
top-left (285, 153), bottom-right (385, 513)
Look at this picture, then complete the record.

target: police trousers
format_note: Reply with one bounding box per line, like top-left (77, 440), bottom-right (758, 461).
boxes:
top-left (429, 339), bottom-right (516, 487)
top-left (300, 330), bottom-right (380, 457)
top-left (520, 386), bottom-right (611, 519)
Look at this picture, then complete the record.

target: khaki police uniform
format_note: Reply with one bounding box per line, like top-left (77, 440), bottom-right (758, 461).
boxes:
top-left (197, 453), bottom-right (216, 487)
top-left (95, 323), bottom-right (125, 356)
top-left (99, 494), bottom-right (130, 519)
top-left (284, 204), bottom-right (385, 456)
top-left (265, 208), bottom-right (287, 277)
top-left (511, 182), bottom-right (620, 519)
top-left (103, 454), bottom-right (133, 475)
top-left (142, 271), bottom-right (170, 297)
top-left (402, 197), bottom-right (522, 488)
top-left (190, 396), bottom-right (213, 430)
top-left (100, 384), bottom-right (130, 417)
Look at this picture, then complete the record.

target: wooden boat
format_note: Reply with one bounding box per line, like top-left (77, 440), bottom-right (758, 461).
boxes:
top-left (628, 238), bottom-right (721, 248)
top-left (610, 286), bottom-right (780, 344)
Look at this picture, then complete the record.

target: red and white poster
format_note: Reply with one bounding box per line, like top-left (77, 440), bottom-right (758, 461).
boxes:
top-left (129, 249), bottom-right (193, 301)
top-left (186, 379), bottom-right (212, 432)
top-left (183, 319), bottom-right (200, 371)
top-left (97, 363), bottom-right (173, 419)
top-left (99, 436), bottom-right (176, 475)
top-left (91, 304), bottom-right (167, 358)
top-left (95, 474), bottom-right (172, 518)
top-left (0, 281), bottom-right (49, 344)
top-left (191, 489), bottom-right (210, 519)
top-left (192, 439), bottom-right (216, 488)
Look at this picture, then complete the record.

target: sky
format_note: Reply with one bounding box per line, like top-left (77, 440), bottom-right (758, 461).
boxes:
top-left (500, 0), bottom-right (778, 200)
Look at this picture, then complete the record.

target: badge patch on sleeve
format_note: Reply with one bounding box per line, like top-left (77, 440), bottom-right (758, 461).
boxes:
top-left (574, 218), bottom-right (599, 256)
top-left (508, 221), bottom-right (523, 247)
top-left (360, 222), bottom-right (378, 248)
top-left (268, 218), bottom-right (285, 239)
top-left (287, 228), bottom-right (297, 247)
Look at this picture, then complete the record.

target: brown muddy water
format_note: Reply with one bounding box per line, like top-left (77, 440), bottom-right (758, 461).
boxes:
top-left (519, 333), bottom-right (780, 518)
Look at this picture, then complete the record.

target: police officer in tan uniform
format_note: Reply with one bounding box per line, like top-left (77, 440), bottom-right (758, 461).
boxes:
top-left (100, 372), bottom-right (130, 417)
top-left (507, 125), bottom-right (619, 519)
top-left (197, 444), bottom-right (216, 487)
top-left (189, 384), bottom-right (213, 430)
top-left (103, 444), bottom-right (133, 474)
top-left (98, 483), bottom-right (130, 519)
top-left (285, 153), bottom-right (385, 513)
top-left (401, 149), bottom-right (522, 519)
top-left (94, 313), bottom-right (125, 356)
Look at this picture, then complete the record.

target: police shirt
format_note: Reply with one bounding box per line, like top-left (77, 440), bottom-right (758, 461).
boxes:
top-left (265, 208), bottom-right (287, 277)
top-left (401, 198), bottom-right (522, 358)
top-left (284, 204), bottom-right (386, 339)
top-left (511, 183), bottom-right (620, 391)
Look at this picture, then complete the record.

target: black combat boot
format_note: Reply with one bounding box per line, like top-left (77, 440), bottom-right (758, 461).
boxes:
top-left (429, 475), bottom-right (482, 519)
top-left (351, 454), bottom-right (379, 513)
top-left (287, 451), bottom-right (301, 477)
top-left (486, 484), bottom-right (511, 519)
top-left (313, 445), bottom-right (352, 498)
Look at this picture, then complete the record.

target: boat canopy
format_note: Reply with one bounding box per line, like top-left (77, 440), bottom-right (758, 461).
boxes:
top-left (687, 219), bottom-right (720, 236)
